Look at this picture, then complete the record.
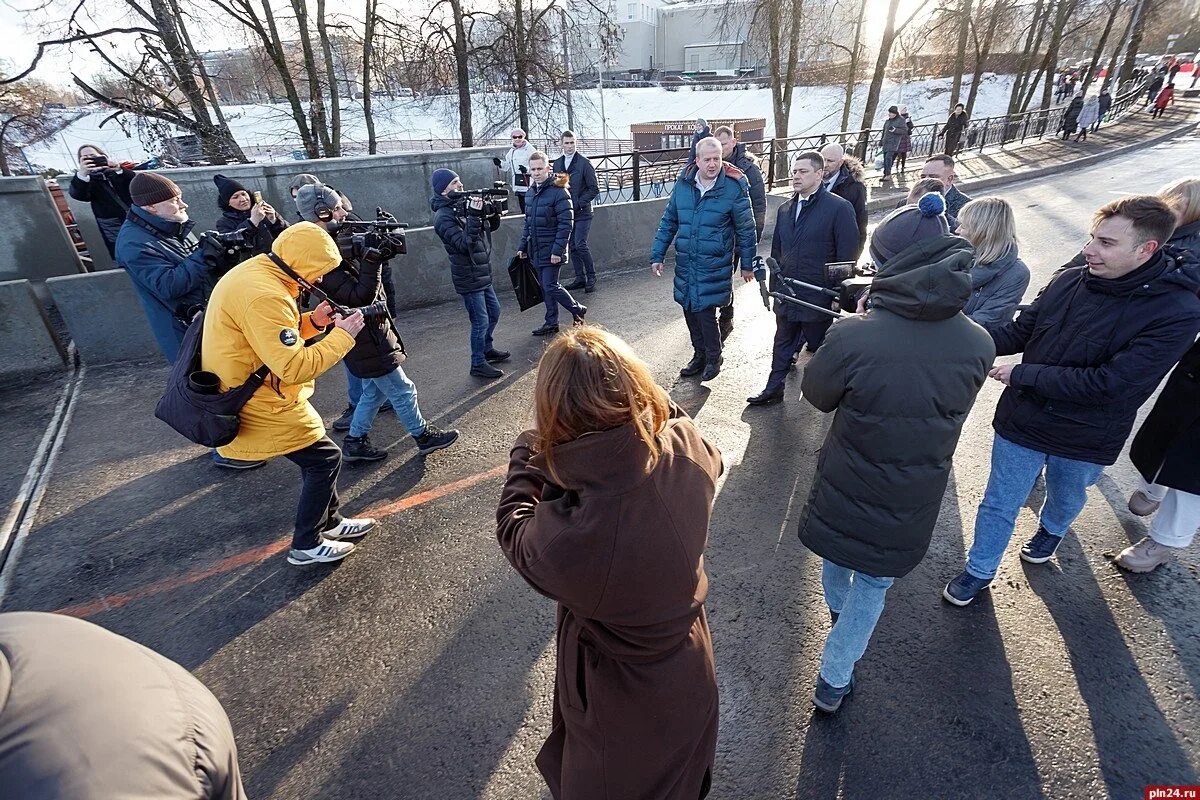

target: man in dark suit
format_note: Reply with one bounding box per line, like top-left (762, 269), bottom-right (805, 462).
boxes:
top-left (747, 151), bottom-right (859, 406)
top-left (553, 130), bottom-right (602, 293)
top-left (820, 143), bottom-right (868, 258)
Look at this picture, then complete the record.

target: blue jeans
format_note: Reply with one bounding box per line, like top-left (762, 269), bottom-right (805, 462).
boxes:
top-left (348, 367), bottom-right (428, 438)
top-left (540, 265), bottom-right (583, 327)
top-left (819, 560), bottom-right (894, 688)
top-left (345, 363), bottom-right (362, 407)
top-left (569, 215), bottom-right (595, 284)
top-left (965, 434), bottom-right (1105, 580)
top-left (462, 286), bottom-right (501, 366)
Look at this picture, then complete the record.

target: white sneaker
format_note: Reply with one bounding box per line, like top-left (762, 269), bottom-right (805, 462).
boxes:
top-left (1115, 536), bottom-right (1177, 573)
top-left (322, 518), bottom-right (377, 541)
top-left (287, 538), bottom-right (356, 566)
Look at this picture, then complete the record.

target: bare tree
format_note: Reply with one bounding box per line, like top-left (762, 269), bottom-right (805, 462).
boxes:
top-left (949, 0), bottom-right (974, 106)
top-left (1081, 0), bottom-right (1126, 94)
top-left (964, 0), bottom-right (1012, 115)
top-left (836, 0), bottom-right (868, 131)
top-left (0, 76), bottom-right (57, 176)
top-left (857, 0), bottom-right (933, 135)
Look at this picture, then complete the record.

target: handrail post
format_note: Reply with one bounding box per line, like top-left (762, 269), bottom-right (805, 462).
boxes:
top-left (978, 118), bottom-right (990, 152)
top-left (632, 151), bottom-right (641, 202)
top-left (930, 122), bottom-right (939, 156)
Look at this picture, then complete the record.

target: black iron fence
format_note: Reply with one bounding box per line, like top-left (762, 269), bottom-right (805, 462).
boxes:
top-left (590, 80), bottom-right (1148, 205)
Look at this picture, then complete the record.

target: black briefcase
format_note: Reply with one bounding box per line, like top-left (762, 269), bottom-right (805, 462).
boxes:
top-left (508, 253), bottom-right (544, 311)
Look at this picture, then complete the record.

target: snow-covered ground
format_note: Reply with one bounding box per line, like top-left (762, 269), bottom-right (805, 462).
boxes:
top-left (28, 73), bottom-right (1025, 171)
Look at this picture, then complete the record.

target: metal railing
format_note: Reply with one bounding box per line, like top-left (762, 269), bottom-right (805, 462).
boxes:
top-left (589, 79), bottom-right (1148, 205)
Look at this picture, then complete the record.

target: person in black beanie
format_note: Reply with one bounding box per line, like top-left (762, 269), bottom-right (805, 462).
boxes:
top-left (430, 168), bottom-right (510, 379)
top-left (212, 174), bottom-right (287, 257)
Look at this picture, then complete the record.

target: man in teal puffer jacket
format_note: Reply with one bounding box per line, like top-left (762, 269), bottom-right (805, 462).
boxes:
top-left (651, 137), bottom-right (758, 381)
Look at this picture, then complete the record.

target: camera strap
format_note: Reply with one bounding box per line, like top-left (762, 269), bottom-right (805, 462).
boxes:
top-left (267, 253), bottom-right (350, 316)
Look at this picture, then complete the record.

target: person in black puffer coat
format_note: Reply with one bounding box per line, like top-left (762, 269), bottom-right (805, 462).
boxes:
top-left (944, 195), bottom-right (1200, 607)
top-left (296, 183), bottom-right (459, 461)
top-left (1060, 93), bottom-right (1084, 140)
top-left (211, 174), bottom-right (287, 264)
top-left (518, 151), bottom-right (586, 336)
top-left (430, 168), bottom-right (510, 379)
top-left (797, 201), bottom-right (994, 712)
top-left (1116, 177), bottom-right (1200, 573)
top-left (68, 143), bottom-right (138, 258)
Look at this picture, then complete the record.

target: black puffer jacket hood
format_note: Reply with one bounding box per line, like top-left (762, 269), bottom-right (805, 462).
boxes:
top-left (870, 235), bottom-right (974, 321)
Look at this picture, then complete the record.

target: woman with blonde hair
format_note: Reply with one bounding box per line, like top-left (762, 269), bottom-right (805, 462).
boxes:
top-left (497, 326), bottom-right (723, 800)
top-left (957, 197), bottom-right (1030, 328)
top-left (1118, 176), bottom-right (1200, 573)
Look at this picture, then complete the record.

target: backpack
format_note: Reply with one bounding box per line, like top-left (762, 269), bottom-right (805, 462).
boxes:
top-left (154, 310), bottom-right (270, 448)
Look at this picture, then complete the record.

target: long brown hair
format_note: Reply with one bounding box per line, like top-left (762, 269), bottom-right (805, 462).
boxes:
top-left (534, 327), bottom-right (670, 484)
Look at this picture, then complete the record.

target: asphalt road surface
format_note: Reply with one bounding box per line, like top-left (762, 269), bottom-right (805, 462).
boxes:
top-left (3, 131), bottom-right (1198, 800)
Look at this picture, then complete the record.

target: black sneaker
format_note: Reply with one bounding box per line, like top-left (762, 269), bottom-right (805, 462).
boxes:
top-left (1020, 526), bottom-right (1063, 564)
top-left (680, 354), bottom-right (705, 377)
top-left (470, 362), bottom-right (504, 379)
top-left (942, 570), bottom-right (992, 607)
top-left (532, 324), bottom-right (560, 336)
top-left (813, 675), bottom-right (853, 713)
top-left (564, 278), bottom-right (586, 290)
top-left (343, 434), bottom-right (388, 462)
top-left (572, 305), bottom-right (588, 326)
top-left (331, 404), bottom-right (355, 432)
top-left (484, 349), bottom-right (511, 363)
top-left (700, 356), bottom-right (723, 382)
top-left (414, 425), bottom-right (459, 455)
top-left (584, 283), bottom-right (597, 294)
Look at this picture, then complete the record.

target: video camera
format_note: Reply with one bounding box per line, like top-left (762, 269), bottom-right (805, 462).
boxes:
top-left (330, 207), bottom-right (409, 262)
top-left (198, 227), bottom-right (258, 277)
top-left (447, 181), bottom-right (509, 218)
top-left (447, 181), bottom-right (510, 202)
top-left (759, 258), bottom-right (875, 317)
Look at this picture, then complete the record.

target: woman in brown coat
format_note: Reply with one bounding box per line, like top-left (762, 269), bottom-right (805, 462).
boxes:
top-left (497, 327), bottom-right (724, 800)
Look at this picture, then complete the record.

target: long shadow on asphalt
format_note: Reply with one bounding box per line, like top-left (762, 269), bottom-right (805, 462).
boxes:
top-left (794, 468), bottom-right (1046, 799)
top-left (1029, 531), bottom-right (1200, 797)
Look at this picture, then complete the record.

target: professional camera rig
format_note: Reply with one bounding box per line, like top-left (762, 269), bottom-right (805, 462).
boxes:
top-left (446, 181), bottom-right (510, 203)
top-left (329, 207), bottom-right (410, 261)
top-left (198, 227), bottom-right (258, 277)
top-left (758, 257), bottom-right (875, 317)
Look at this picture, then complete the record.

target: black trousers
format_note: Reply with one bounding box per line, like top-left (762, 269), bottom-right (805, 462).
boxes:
top-left (765, 316), bottom-right (833, 393)
top-left (283, 436), bottom-right (343, 550)
top-left (683, 307), bottom-right (722, 364)
top-left (516, 192), bottom-right (527, 213)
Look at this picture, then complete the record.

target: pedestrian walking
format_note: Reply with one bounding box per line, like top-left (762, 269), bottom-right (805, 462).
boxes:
top-left (1146, 71), bottom-right (1165, 106)
top-left (553, 130), bottom-right (601, 294)
top-left (957, 197), bottom-right (1030, 328)
top-left (1075, 94), bottom-right (1099, 141)
top-left (651, 136), bottom-right (757, 382)
top-left (797, 196), bottom-right (994, 712)
top-left (1117, 177), bottom-right (1200, 573)
top-left (715, 124), bottom-right (767, 341)
top-left (895, 104), bottom-right (914, 173)
top-left (518, 150), bottom-right (588, 336)
top-left (746, 152), bottom-right (859, 406)
top-left (1061, 92), bottom-right (1084, 140)
top-left (68, 143), bottom-right (137, 258)
top-left (880, 106), bottom-right (907, 183)
top-left (501, 129), bottom-right (534, 213)
top-left (211, 174), bottom-right (287, 260)
top-left (1095, 88), bottom-right (1112, 131)
top-left (199, 223), bottom-right (379, 566)
top-left (496, 326), bottom-right (723, 799)
top-left (1151, 83), bottom-right (1175, 119)
top-left (821, 143), bottom-right (869, 257)
top-left (430, 168), bottom-right (510, 380)
top-left (0, 612), bottom-right (247, 799)
top-left (943, 196), bottom-right (1200, 606)
top-left (940, 103), bottom-right (968, 156)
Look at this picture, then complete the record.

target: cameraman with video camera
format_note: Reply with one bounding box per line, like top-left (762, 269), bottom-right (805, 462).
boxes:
top-left (295, 183), bottom-right (459, 461)
top-left (69, 144), bottom-right (138, 258)
top-left (430, 168), bottom-right (510, 379)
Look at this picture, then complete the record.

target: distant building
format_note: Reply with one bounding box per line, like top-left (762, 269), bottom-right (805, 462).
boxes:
top-left (631, 117), bottom-right (766, 151)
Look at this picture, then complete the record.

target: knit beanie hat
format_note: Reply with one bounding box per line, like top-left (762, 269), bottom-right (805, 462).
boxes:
top-left (288, 173), bottom-right (320, 194)
top-left (887, 105), bottom-right (899, 115)
top-left (869, 192), bottom-right (949, 266)
top-left (129, 172), bottom-right (181, 206)
top-left (294, 183), bottom-right (341, 222)
top-left (213, 173), bottom-right (250, 211)
top-left (431, 168), bottom-right (458, 197)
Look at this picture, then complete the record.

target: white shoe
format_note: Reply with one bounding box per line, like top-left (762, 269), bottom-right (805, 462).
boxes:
top-left (322, 518), bottom-right (377, 541)
top-left (1115, 536), bottom-right (1177, 573)
top-left (287, 538), bottom-right (356, 566)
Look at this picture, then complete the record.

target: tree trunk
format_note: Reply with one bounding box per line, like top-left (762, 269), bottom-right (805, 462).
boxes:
top-left (1008, 0), bottom-right (1048, 114)
top-left (316, 0), bottom-right (341, 156)
top-left (840, 0), bottom-right (867, 131)
top-left (950, 0), bottom-right (974, 106)
top-left (1081, 0), bottom-right (1124, 95)
top-left (859, 0), bottom-right (904, 138)
top-left (256, 0), bottom-right (319, 157)
top-left (166, 0), bottom-right (245, 161)
top-left (515, 0), bottom-right (529, 132)
top-left (966, 0), bottom-right (1005, 115)
top-left (1039, 0), bottom-right (1076, 110)
top-left (1102, 6), bottom-right (1135, 90)
top-left (363, 0), bottom-right (376, 153)
top-left (452, 0), bottom-right (474, 146)
top-left (1118, 0), bottom-right (1148, 85)
top-left (291, 0), bottom-right (331, 156)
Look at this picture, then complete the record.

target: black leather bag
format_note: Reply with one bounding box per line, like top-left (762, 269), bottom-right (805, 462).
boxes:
top-left (508, 253), bottom-right (544, 311)
top-left (154, 310), bottom-right (270, 447)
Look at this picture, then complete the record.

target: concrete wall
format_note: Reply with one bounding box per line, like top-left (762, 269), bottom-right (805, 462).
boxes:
top-left (40, 195), bottom-right (673, 366)
top-left (0, 178), bottom-right (86, 289)
top-left (0, 280), bottom-right (67, 378)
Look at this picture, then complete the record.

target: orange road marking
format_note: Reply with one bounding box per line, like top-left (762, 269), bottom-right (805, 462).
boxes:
top-left (55, 464), bottom-right (507, 619)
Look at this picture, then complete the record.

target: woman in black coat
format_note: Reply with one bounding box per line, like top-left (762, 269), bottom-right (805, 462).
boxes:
top-left (212, 174), bottom-right (287, 259)
top-left (1117, 178), bottom-right (1200, 573)
top-left (68, 144), bottom-right (137, 258)
top-left (1060, 93), bottom-right (1084, 141)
